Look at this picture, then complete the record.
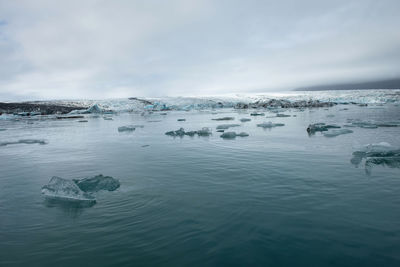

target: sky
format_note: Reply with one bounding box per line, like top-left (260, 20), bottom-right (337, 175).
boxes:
top-left (0, 0), bottom-right (399, 101)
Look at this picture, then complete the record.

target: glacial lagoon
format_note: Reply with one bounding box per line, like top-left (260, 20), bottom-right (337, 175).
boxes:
top-left (1, 92), bottom-right (400, 266)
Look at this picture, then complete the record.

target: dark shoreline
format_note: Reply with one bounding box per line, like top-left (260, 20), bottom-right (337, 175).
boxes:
top-left (0, 102), bottom-right (87, 115)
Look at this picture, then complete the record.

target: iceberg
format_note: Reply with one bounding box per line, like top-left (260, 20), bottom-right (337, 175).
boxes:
top-left (73, 174), bottom-right (120, 193)
top-left (257, 122), bottom-right (285, 128)
top-left (216, 124), bottom-right (240, 130)
top-left (322, 129), bottom-right (353, 137)
top-left (165, 128), bottom-right (186, 137)
top-left (212, 117), bottom-right (235, 121)
top-left (0, 139), bottom-right (47, 146)
top-left (240, 118), bottom-right (251, 122)
top-left (276, 114), bottom-right (291, 117)
top-left (351, 143), bottom-right (400, 174)
top-left (307, 123), bottom-right (341, 133)
top-left (165, 127), bottom-right (211, 137)
top-left (250, 112), bottom-right (265, 116)
top-left (196, 127), bottom-right (212, 136)
top-left (118, 126), bottom-right (136, 132)
top-left (42, 176), bottom-right (96, 203)
top-left (220, 131), bottom-right (249, 139)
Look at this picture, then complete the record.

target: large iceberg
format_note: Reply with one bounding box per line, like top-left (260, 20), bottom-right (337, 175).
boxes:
top-left (350, 142), bottom-right (400, 174)
top-left (73, 174), bottom-right (120, 193)
top-left (41, 176), bottom-right (96, 203)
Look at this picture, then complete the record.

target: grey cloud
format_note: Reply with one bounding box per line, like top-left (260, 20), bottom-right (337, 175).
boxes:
top-left (0, 0), bottom-right (399, 100)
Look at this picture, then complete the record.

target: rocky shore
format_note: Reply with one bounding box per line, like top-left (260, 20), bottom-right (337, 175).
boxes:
top-left (0, 102), bottom-right (87, 115)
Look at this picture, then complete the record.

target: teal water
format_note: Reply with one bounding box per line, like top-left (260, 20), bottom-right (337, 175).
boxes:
top-left (1, 104), bottom-right (400, 266)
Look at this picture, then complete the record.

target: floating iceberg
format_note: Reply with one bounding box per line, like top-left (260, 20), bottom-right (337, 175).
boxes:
top-left (103, 117), bottom-right (113, 120)
top-left (323, 129), bottom-right (353, 137)
top-left (216, 124), bottom-right (240, 130)
top-left (177, 119), bottom-right (186, 121)
top-left (118, 126), bottom-right (136, 132)
top-left (42, 176), bottom-right (96, 203)
top-left (165, 128), bottom-right (186, 137)
top-left (0, 139), bottom-right (47, 146)
top-left (351, 143), bottom-right (400, 174)
top-left (165, 127), bottom-right (211, 137)
top-left (197, 127), bottom-right (212, 136)
top-left (212, 117), bottom-right (234, 121)
top-left (276, 113), bottom-right (291, 117)
top-left (257, 122), bottom-right (285, 128)
top-left (250, 113), bottom-right (265, 116)
top-left (220, 131), bottom-right (249, 139)
top-left (307, 123), bottom-right (341, 133)
top-left (73, 174), bottom-right (120, 193)
top-left (240, 118), bottom-right (251, 122)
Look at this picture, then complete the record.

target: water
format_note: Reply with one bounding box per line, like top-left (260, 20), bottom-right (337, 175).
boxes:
top-left (1, 100), bottom-right (400, 266)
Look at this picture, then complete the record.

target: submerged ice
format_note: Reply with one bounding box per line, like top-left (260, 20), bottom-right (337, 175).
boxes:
top-left (351, 142), bottom-right (400, 175)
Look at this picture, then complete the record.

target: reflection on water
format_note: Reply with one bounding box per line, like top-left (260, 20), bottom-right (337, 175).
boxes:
top-left (43, 198), bottom-right (95, 217)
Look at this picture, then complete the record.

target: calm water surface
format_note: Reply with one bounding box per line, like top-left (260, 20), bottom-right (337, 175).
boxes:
top-left (1, 104), bottom-right (400, 266)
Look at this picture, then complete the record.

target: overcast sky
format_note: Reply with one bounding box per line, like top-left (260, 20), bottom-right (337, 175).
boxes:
top-left (0, 0), bottom-right (399, 100)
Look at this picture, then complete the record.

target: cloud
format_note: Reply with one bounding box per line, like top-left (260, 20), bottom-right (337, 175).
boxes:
top-left (0, 0), bottom-right (399, 100)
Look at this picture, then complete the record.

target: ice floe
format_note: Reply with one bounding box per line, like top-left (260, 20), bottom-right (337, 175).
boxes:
top-left (216, 124), bottom-right (240, 130)
top-left (0, 139), bottom-right (47, 146)
top-left (212, 117), bottom-right (234, 121)
top-left (322, 129), bottom-right (353, 137)
top-left (73, 174), bottom-right (120, 193)
top-left (42, 176), bottom-right (96, 203)
top-left (118, 126), bottom-right (136, 132)
top-left (220, 132), bottom-right (249, 139)
top-left (257, 122), bottom-right (285, 128)
top-left (350, 143), bottom-right (400, 175)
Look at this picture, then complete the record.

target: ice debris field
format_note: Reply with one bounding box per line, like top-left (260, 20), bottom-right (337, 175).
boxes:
top-left (1, 90), bottom-right (400, 203)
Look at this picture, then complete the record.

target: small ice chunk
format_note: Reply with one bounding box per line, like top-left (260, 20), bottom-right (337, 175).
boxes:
top-left (307, 123), bottom-right (340, 133)
top-left (103, 117), bottom-right (113, 120)
top-left (250, 113), bottom-right (264, 116)
top-left (257, 122), bottom-right (285, 128)
top-left (212, 117), bottom-right (235, 121)
top-left (276, 114), bottom-right (290, 117)
top-left (118, 126), bottom-right (136, 132)
top-left (323, 129), bottom-right (353, 137)
top-left (216, 124), bottom-right (240, 130)
top-left (0, 139), bottom-right (47, 146)
top-left (177, 119), bottom-right (186, 121)
top-left (0, 128), bottom-right (7, 131)
top-left (78, 120), bottom-right (88, 123)
top-left (240, 118), bottom-right (251, 122)
top-left (42, 176), bottom-right (96, 203)
top-left (165, 128), bottom-right (186, 137)
top-left (220, 131), bottom-right (249, 139)
top-left (237, 132), bottom-right (249, 137)
top-left (220, 132), bottom-right (237, 139)
top-left (197, 127), bottom-right (212, 136)
top-left (73, 174), bottom-right (120, 193)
